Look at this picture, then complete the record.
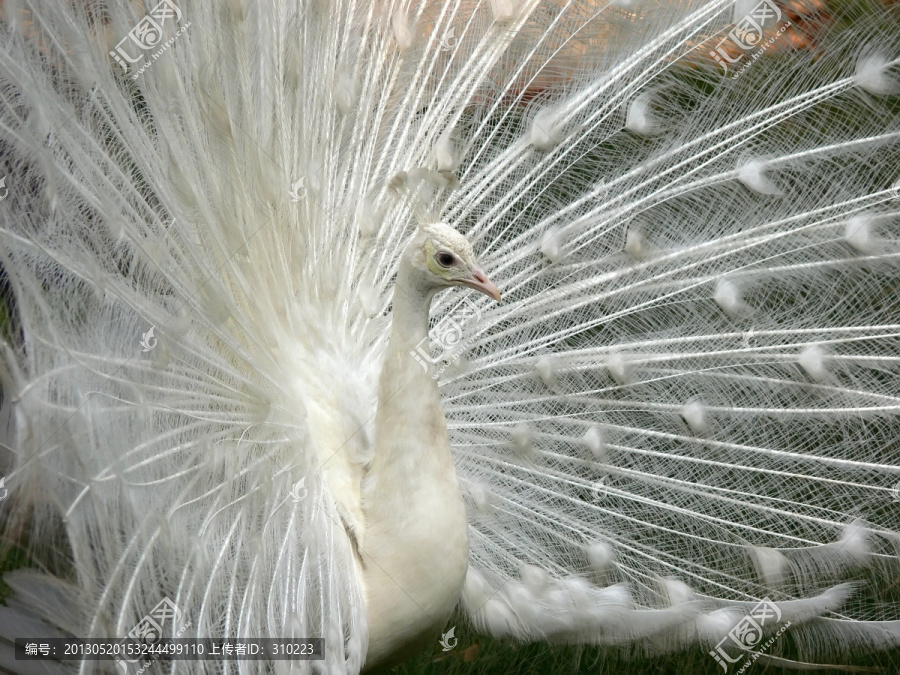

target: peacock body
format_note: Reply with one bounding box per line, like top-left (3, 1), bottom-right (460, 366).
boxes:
top-left (0, 0), bottom-right (898, 673)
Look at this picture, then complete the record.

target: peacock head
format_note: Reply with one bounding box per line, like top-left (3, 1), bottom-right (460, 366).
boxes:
top-left (407, 222), bottom-right (501, 302)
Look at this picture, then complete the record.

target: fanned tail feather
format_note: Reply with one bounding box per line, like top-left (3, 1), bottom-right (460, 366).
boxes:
top-left (0, 0), bottom-right (897, 672)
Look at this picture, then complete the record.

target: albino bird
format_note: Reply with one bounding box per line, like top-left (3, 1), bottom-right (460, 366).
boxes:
top-left (0, 0), bottom-right (898, 673)
top-left (356, 221), bottom-right (499, 669)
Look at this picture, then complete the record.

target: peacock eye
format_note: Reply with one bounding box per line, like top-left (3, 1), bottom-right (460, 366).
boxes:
top-left (437, 251), bottom-right (455, 267)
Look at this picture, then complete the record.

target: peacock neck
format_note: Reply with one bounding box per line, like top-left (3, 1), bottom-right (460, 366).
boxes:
top-left (383, 261), bottom-right (435, 359)
top-left (373, 260), bottom-right (445, 444)
top-left (361, 258), bottom-right (469, 669)
top-left (375, 258), bottom-right (445, 403)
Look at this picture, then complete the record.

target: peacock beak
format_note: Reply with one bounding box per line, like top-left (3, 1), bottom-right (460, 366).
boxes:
top-left (463, 268), bottom-right (501, 302)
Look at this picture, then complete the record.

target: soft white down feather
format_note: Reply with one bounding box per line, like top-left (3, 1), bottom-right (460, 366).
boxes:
top-left (0, 0), bottom-right (898, 673)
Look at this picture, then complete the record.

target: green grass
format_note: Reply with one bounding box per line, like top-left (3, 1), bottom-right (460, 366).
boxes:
top-left (387, 610), bottom-right (899, 674)
top-left (385, 612), bottom-right (775, 675)
top-left (0, 544), bottom-right (32, 606)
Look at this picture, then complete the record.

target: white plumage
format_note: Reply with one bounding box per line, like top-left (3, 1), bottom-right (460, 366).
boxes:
top-left (0, 0), bottom-right (898, 673)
